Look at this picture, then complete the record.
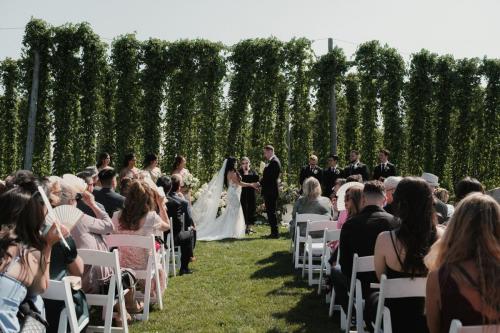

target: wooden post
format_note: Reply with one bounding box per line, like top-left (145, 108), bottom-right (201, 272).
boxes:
top-left (328, 38), bottom-right (337, 155)
top-left (24, 49), bottom-right (40, 171)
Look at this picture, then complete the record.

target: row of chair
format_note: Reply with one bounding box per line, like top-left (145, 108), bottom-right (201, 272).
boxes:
top-left (41, 231), bottom-right (182, 333)
top-left (290, 214), bottom-right (498, 333)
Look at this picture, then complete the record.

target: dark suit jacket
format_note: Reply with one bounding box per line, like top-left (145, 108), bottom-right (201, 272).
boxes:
top-left (299, 165), bottom-right (323, 188)
top-left (339, 205), bottom-right (400, 296)
top-left (322, 166), bottom-right (343, 197)
top-left (260, 156), bottom-right (281, 199)
top-left (343, 162), bottom-right (369, 182)
top-left (93, 188), bottom-right (125, 218)
top-left (373, 162), bottom-right (397, 181)
top-left (166, 192), bottom-right (194, 234)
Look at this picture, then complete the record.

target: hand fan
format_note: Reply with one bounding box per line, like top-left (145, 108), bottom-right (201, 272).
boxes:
top-left (37, 186), bottom-right (70, 250)
top-left (46, 205), bottom-right (84, 231)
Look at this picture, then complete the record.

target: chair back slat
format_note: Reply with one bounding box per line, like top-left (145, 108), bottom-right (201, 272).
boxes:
top-left (357, 255), bottom-right (375, 273)
top-left (449, 319), bottom-right (500, 333)
top-left (296, 213), bottom-right (331, 223)
top-left (323, 229), bottom-right (341, 242)
top-left (106, 234), bottom-right (156, 250)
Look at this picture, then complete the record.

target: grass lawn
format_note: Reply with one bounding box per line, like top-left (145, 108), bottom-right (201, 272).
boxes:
top-left (129, 225), bottom-right (341, 333)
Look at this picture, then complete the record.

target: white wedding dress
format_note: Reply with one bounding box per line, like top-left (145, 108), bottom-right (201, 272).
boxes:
top-left (192, 160), bottom-right (246, 241)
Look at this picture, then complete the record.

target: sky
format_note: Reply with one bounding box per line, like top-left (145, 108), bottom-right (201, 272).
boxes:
top-left (1, 0), bottom-right (499, 61)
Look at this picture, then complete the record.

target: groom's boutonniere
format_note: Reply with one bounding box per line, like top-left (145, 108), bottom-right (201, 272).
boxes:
top-left (313, 169), bottom-right (318, 175)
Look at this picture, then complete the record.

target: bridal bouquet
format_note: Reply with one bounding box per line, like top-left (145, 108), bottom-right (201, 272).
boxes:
top-left (192, 183), bottom-right (208, 202)
top-left (217, 191), bottom-right (228, 217)
top-left (183, 173), bottom-right (200, 191)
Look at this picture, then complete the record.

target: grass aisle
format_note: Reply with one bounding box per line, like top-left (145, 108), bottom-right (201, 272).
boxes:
top-left (130, 225), bottom-right (340, 332)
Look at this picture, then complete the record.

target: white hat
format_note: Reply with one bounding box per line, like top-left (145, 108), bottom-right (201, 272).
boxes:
top-left (337, 182), bottom-right (364, 211)
top-left (421, 172), bottom-right (439, 187)
top-left (384, 176), bottom-right (403, 191)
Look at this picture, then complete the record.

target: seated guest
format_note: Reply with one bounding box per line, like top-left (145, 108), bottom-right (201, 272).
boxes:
top-left (323, 154), bottom-right (343, 198)
top-left (383, 176), bottom-right (402, 215)
top-left (0, 182), bottom-right (64, 333)
top-left (76, 170), bottom-right (106, 217)
top-left (373, 148), bottom-right (397, 181)
top-left (370, 177), bottom-right (442, 333)
top-left (143, 153), bottom-right (162, 183)
top-left (119, 153), bottom-right (140, 180)
top-left (425, 193), bottom-right (500, 332)
top-left (454, 177), bottom-right (485, 204)
top-left (111, 180), bottom-right (170, 295)
top-left (299, 155), bottom-right (323, 192)
top-left (290, 177), bottom-right (333, 240)
top-left (119, 177), bottom-right (133, 198)
top-left (343, 150), bottom-right (369, 182)
top-left (94, 168), bottom-right (125, 218)
top-left (346, 174), bottom-right (363, 183)
top-left (330, 178), bottom-right (346, 221)
top-left (157, 175), bottom-right (195, 275)
top-left (435, 187), bottom-right (454, 218)
top-left (421, 172), bottom-right (449, 224)
top-left (331, 181), bottom-right (399, 314)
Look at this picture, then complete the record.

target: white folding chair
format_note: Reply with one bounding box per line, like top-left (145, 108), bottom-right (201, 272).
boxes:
top-left (106, 234), bottom-right (163, 321)
top-left (317, 228), bottom-right (341, 295)
top-left (373, 274), bottom-right (427, 333)
top-left (448, 319), bottom-right (500, 333)
top-left (42, 276), bottom-right (90, 333)
top-left (293, 213), bottom-right (331, 269)
top-left (78, 249), bottom-right (129, 333)
top-left (345, 254), bottom-right (375, 333)
top-left (301, 221), bottom-right (338, 286)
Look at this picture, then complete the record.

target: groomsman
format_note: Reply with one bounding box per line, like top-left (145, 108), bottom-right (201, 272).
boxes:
top-left (343, 150), bottom-right (369, 182)
top-left (373, 148), bottom-right (397, 181)
top-left (299, 155), bottom-right (323, 191)
top-left (322, 154), bottom-right (342, 198)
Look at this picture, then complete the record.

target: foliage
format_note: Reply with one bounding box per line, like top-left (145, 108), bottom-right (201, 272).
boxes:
top-left (312, 46), bottom-right (348, 165)
top-left (343, 73), bottom-right (360, 162)
top-left (97, 62), bottom-right (116, 162)
top-left (0, 58), bottom-right (20, 177)
top-left (406, 49), bottom-right (436, 176)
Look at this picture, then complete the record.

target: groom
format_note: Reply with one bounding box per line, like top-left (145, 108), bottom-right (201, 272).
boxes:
top-left (259, 145), bottom-right (281, 238)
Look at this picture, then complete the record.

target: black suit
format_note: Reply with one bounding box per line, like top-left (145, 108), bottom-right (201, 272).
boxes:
top-left (165, 192), bottom-right (194, 270)
top-left (93, 187), bottom-right (125, 218)
top-left (260, 156), bottom-right (281, 236)
top-left (299, 165), bottom-right (323, 189)
top-left (322, 166), bottom-right (342, 197)
top-left (372, 162), bottom-right (397, 181)
top-left (343, 161), bottom-right (369, 182)
top-left (331, 205), bottom-right (400, 313)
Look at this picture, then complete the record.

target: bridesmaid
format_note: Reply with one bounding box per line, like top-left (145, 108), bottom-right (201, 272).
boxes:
top-left (239, 157), bottom-right (259, 234)
top-left (119, 153), bottom-right (141, 181)
top-left (171, 155), bottom-right (192, 204)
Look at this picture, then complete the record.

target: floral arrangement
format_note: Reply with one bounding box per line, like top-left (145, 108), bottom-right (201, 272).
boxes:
top-left (183, 173), bottom-right (200, 191)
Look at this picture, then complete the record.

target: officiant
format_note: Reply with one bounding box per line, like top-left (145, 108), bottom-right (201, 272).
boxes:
top-left (239, 157), bottom-right (259, 234)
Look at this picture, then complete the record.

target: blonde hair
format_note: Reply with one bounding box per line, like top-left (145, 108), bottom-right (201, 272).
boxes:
top-left (425, 193), bottom-right (500, 313)
top-left (303, 177), bottom-right (321, 200)
top-left (309, 155), bottom-right (318, 162)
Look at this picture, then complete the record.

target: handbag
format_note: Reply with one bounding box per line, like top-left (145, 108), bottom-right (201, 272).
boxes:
top-left (18, 299), bottom-right (48, 333)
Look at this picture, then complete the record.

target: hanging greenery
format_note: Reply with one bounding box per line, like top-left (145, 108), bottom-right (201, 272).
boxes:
top-left (355, 41), bottom-right (382, 170)
top-left (273, 75), bottom-right (289, 180)
top-left (78, 23), bottom-right (106, 168)
top-left (285, 38), bottom-right (314, 182)
top-left (20, 19), bottom-right (53, 176)
top-left (0, 59), bottom-right (20, 177)
top-left (343, 73), bottom-right (360, 162)
top-left (379, 46), bottom-right (405, 169)
top-left (111, 34), bottom-right (142, 167)
top-left (479, 58), bottom-right (500, 189)
top-left (312, 46), bottom-right (348, 165)
top-left (433, 55), bottom-right (455, 187)
top-left (140, 38), bottom-right (168, 160)
top-left (97, 62), bottom-right (116, 161)
top-left (406, 49), bottom-right (436, 176)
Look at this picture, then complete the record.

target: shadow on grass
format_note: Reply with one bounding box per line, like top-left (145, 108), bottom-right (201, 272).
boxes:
top-left (250, 250), bottom-right (292, 279)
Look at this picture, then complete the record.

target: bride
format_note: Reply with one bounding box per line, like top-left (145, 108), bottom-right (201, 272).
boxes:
top-left (192, 157), bottom-right (258, 241)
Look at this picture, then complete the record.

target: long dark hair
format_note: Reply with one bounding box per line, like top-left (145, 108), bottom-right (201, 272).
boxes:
top-left (97, 152), bottom-right (110, 169)
top-left (143, 153), bottom-right (157, 169)
top-left (393, 177), bottom-right (437, 276)
top-left (171, 155), bottom-right (185, 173)
top-left (224, 157), bottom-right (240, 188)
top-left (122, 153), bottom-right (136, 168)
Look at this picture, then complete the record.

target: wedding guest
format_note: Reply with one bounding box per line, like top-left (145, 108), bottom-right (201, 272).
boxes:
top-left (76, 170), bottom-right (106, 217)
top-left (343, 150), bottom-right (369, 182)
top-left (143, 153), bottom-right (162, 183)
top-left (97, 152), bottom-right (112, 171)
top-left (346, 174), bottom-right (363, 183)
top-left (290, 177), bottom-right (333, 240)
top-left (369, 177), bottom-right (442, 333)
top-left (421, 172), bottom-right (449, 224)
top-left (372, 148), bottom-right (397, 181)
top-left (0, 180), bottom-right (6, 196)
top-left (330, 178), bottom-right (346, 221)
top-left (299, 155), bottom-right (323, 192)
top-left (94, 168), bottom-right (125, 218)
top-left (158, 175), bottom-right (196, 275)
top-left (239, 157), bottom-right (259, 234)
top-left (119, 177), bottom-right (133, 198)
top-left (435, 187), bottom-right (454, 218)
top-left (171, 155), bottom-right (192, 203)
top-left (111, 180), bottom-right (170, 295)
top-left (383, 176), bottom-right (402, 215)
top-left (331, 181), bottom-right (399, 314)
top-left (119, 153), bottom-right (140, 180)
top-left (323, 154), bottom-right (343, 198)
top-left (454, 177), bottom-right (485, 204)
top-left (425, 193), bottom-right (500, 332)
